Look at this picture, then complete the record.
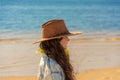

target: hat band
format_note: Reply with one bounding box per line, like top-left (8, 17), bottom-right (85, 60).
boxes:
top-left (45, 31), bottom-right (70, 38)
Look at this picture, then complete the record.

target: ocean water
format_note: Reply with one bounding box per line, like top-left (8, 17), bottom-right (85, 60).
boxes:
top-left (0, 0), bottom-right (120, 39)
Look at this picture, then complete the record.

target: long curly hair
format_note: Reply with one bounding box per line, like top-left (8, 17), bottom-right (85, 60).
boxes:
top-left (39, 38), bottom-right (75, 80)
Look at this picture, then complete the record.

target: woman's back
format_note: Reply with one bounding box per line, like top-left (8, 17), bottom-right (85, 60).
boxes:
top-left (38, 53), bottom-right (65, 80)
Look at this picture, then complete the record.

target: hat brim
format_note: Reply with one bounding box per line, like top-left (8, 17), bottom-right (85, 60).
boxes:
top-left (33, 32), bottom-right (82, 44)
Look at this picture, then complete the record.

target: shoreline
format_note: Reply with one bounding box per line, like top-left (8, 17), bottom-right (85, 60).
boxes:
top-left (0, 37), bottom-right (120, 44)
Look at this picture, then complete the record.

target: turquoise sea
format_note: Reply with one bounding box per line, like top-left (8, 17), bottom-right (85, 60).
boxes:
top-left (0, 0), bottom-right (120, 39)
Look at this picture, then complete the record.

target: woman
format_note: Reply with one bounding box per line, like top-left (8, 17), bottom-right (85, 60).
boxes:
top-left (33, 19), bottom-right (82, 80)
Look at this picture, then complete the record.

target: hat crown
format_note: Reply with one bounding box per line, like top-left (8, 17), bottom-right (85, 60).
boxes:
top-left (41, 19), bottom-right (70, 38)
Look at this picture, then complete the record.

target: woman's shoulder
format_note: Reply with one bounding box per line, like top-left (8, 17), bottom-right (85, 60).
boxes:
top-left (40, 53), bottom-right (57, 66)
top-left (40, 53), bottom-right (61, 70)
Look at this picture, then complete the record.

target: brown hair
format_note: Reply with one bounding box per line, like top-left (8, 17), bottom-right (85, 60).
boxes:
top-left (39, 38), bottom-right (75, 80)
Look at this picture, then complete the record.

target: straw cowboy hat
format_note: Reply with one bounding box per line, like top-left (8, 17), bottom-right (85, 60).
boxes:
top-left (33, 19), bottom-right (82, 44)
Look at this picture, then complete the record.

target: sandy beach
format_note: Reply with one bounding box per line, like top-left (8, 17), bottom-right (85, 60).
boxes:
top-left (1, 67), bottom-right (120, 80)
top-left (0, 37), bottom-right (120, 80)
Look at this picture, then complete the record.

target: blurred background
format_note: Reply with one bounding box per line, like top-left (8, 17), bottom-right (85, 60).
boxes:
top-left (0, 0), bottom-right (120, 76)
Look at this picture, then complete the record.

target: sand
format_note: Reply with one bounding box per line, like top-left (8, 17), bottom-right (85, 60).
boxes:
top-left (1, 67), bottom-right (120, 80)
top-left (76, 67), bottom-right (120, 80)
top-left (0, 76), bottom-right (37, 80)
top-left (0, 37), bottom-right (120, 80)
